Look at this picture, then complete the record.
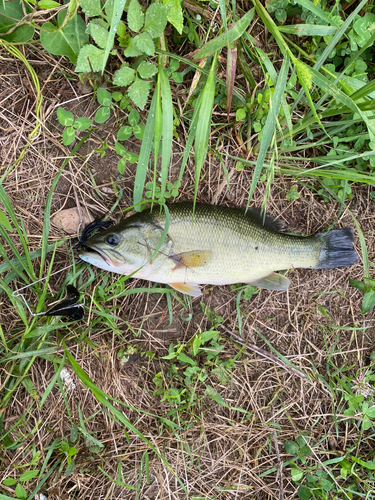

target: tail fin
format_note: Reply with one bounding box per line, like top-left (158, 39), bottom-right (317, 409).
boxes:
top-left (314, 228), bottom-right (359, 269)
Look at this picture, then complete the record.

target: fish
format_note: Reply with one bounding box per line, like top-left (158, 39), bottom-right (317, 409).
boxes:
top-left (78, 203), bottom-right (359, 297)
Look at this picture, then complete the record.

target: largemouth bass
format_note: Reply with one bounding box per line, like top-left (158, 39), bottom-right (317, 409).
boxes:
top-left (79, 203), bottom-right (358, 297)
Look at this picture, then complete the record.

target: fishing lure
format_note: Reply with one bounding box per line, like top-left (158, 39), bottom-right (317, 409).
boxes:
top-left (13, 268), bottom-right (84, 320)
top-left (77, 217), bottom-right (114, 251)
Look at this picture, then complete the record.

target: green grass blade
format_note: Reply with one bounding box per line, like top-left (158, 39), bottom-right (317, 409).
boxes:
top-left (134, 89), bottom-right (157, 209)
top-left (101, 0), bottom-right (126, 74)
top-left (0, 185), bottom-right (36, 281)
top-left (152, 74), bottom-right (162, 205)
top-left (191, 9), bottom-right (254, 61)
top-left (309, 66), bottom-right (375, 148)
top-left (40, 173), bottom-right (63, 279)
top-left (247, 56), bottom-right (289, 206)
top-left (279, 24), bottom-right (338, 36)
top-left (193, 54), bottom-right (218, 207)
top-left (159, 68), bottom-right (173, 202)
top-left (226, 43), bottom-right (237, 120)
top-left (178, 92), bottom-right (204, 183)
top-left (218, 0), bottom-right (228, 32)
top-left (65, 348), bottom-right (187, 492)
top-left (254, 46), bottom-right (293, 141)
top-left (293, 0), bottom-right (332, 24)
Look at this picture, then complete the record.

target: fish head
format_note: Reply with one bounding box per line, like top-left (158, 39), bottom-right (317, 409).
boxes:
top-left (79, 223), bottom-right (151, 275)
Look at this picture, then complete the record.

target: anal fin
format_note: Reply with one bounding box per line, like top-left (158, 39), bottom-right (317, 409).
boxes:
top-left (168, 282), bottom-right (202, 297)
top-left (249, 273), bottom-right (290, 291)
top-left (170, 250), bottom-right (212, 270)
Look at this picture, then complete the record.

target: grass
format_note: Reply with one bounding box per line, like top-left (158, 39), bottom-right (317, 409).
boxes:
top-left (1, 0), bottom-right (375, 498)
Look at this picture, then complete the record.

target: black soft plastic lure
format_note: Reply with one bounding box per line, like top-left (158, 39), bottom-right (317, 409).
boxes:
top-left (44, 285), bottom-right (84, 320)
top-left (77, 217), bottom-right (113, 251)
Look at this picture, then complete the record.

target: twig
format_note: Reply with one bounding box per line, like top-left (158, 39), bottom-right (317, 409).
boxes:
top-left (273, 430), bottom-right (284, 500)
top-left (219, 324), bottom-right (312, 383)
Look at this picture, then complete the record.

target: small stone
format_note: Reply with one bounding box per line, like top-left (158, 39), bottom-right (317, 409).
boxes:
top-left (51, 207), bottom-right (93, 236)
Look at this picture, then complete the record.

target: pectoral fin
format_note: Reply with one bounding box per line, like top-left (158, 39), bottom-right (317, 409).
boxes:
top-left (168, 282), bottom-right (202, 297)
top-left (170, 250), bottom-right (212, 270)
top-left (249, 273), bottom-right (290, 291)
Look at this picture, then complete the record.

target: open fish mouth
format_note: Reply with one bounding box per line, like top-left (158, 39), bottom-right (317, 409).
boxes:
top-left (80, 245), bottom-right (112, 266)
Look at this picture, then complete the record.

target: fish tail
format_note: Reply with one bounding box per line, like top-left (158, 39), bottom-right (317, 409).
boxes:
top-left (314, 228), bottom-right (359, 269)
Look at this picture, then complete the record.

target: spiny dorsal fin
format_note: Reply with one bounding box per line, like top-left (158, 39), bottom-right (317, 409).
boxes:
top-left (243, 207), bottom-right (285, 233)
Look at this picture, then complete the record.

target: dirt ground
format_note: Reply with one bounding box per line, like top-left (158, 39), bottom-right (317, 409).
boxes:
top-left (1, 43), bottom-right (375, 500)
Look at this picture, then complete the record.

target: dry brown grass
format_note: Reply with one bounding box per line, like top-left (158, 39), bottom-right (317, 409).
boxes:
top-left (1, 40), bottom-right (375, 500)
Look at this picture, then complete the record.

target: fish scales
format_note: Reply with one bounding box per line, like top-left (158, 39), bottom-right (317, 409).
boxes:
top-left (146, 204), bottom-right (321, 285)
top-left (79, 203), bottom-right (358, 297)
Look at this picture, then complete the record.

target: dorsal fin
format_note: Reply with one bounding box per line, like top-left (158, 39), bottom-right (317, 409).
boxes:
top-left (243, 207), bottom-right (285, 233)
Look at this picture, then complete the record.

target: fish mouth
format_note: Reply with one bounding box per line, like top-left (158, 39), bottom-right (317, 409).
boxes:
top-left (80, 245), bottom-right (112, 266)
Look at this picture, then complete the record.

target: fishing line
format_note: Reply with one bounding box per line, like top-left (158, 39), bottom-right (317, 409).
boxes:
top-left (12, 264), bottom-right (84, 319)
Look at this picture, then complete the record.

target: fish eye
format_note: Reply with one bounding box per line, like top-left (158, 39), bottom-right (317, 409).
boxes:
top-left (106, 234), bottom-right (119, 246)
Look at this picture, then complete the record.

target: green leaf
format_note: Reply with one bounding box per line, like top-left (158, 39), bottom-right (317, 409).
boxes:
top-left (38, 0), bottom-right (61, 8)
top-left (143, 3), bottom-right (170, 38)
top-left (2, 477), bottom-right (17, 486)
top-left (362, 279), bottom-right (375, 314)
top-left (194, 55), bottom-right (217, 204)
top-left (75, 44), bottom-right (106, 72)
top-left (236, 108), bottom-right (246, 121)
top-left (192, 335), bottom-right (201, 356)
top-left (275, 8), bottom-right (287, 23)
top-left (118, 157), bottom-right (127, 174)
top-left (163, 0), bottom-right (183, 34)
top-left (0, 0), bottom-right (34, 43)
top-left (284, 440), bottom-right (299, 454)
top-left (172, 72), bottom-right (183, 84)
top-left (123, 36), bottom-right (143, 57)
top-left (133, 89), bottom-right (157, 207)
top-left (205, 385), bottom-right (227, 406)
top-left (286, 185), bottom-right (300, 201)
top-left (266, 0), bottom-right (288, 11)
top-left (62, 127), bottom-right (76, 146)
top-left (15, 483), bottom-right (27, 500)
top-left (117, 126), bottom-right (133, 141)
top-left (95, 106), bottom-right (111, 123)
top-left (177, 353), bottom-right (195, 365)
top-left (57, 107), bottom-right (74, 126)
top-left (86, 20), bottom-right (109, 49)
top-left (191, 9), bottom-right (254, 61)
top-left (40, 9), bottom-right (88, 65)
top-left (279, 24), bottom-right (338, 36)
top-left (128, 0), bottom-right (144, 32)
top-left (133, 124), bottom-right (145, 140)
top-left (80, 0), bottom-right (103, 17)
top-left (97, 87), bottom-right (112, 106)
top-left (128, 108), bottom-right (140, 126)
top-left (365, 406), bottom-right (375, 418)
top-left (293, 0), bottom-right (332, 25)
top-left (159, 68), bottom-right (173, 202)
top-left (19, 469), bottom-right (39, 482)
top-left (126, 151), bottom-right (139, 163)
top-left (101, 0), bottom-right (126, 73)
top-left (134, 32), bottom-right (155, 56)
top-left (74, 117), bottom-right (92, 130)
top-left (0, 209), bottom-right (12, 231)
top-left (112, 91), bottom-right (123, 101)
top-left (128, 77), bottom-right (151, 110)
top-left (297, 485), bottom-right (312, 500)
top-left (113, 65), bottom-right (136, 86)
top-left (247, 55), bottom-right (289, 207)
top-left (115, 141), bottom-right (127, 156)
top-left (291, 467), bottom-right (304, 482)
top-left (137, 61), bottom-right (157, 79)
